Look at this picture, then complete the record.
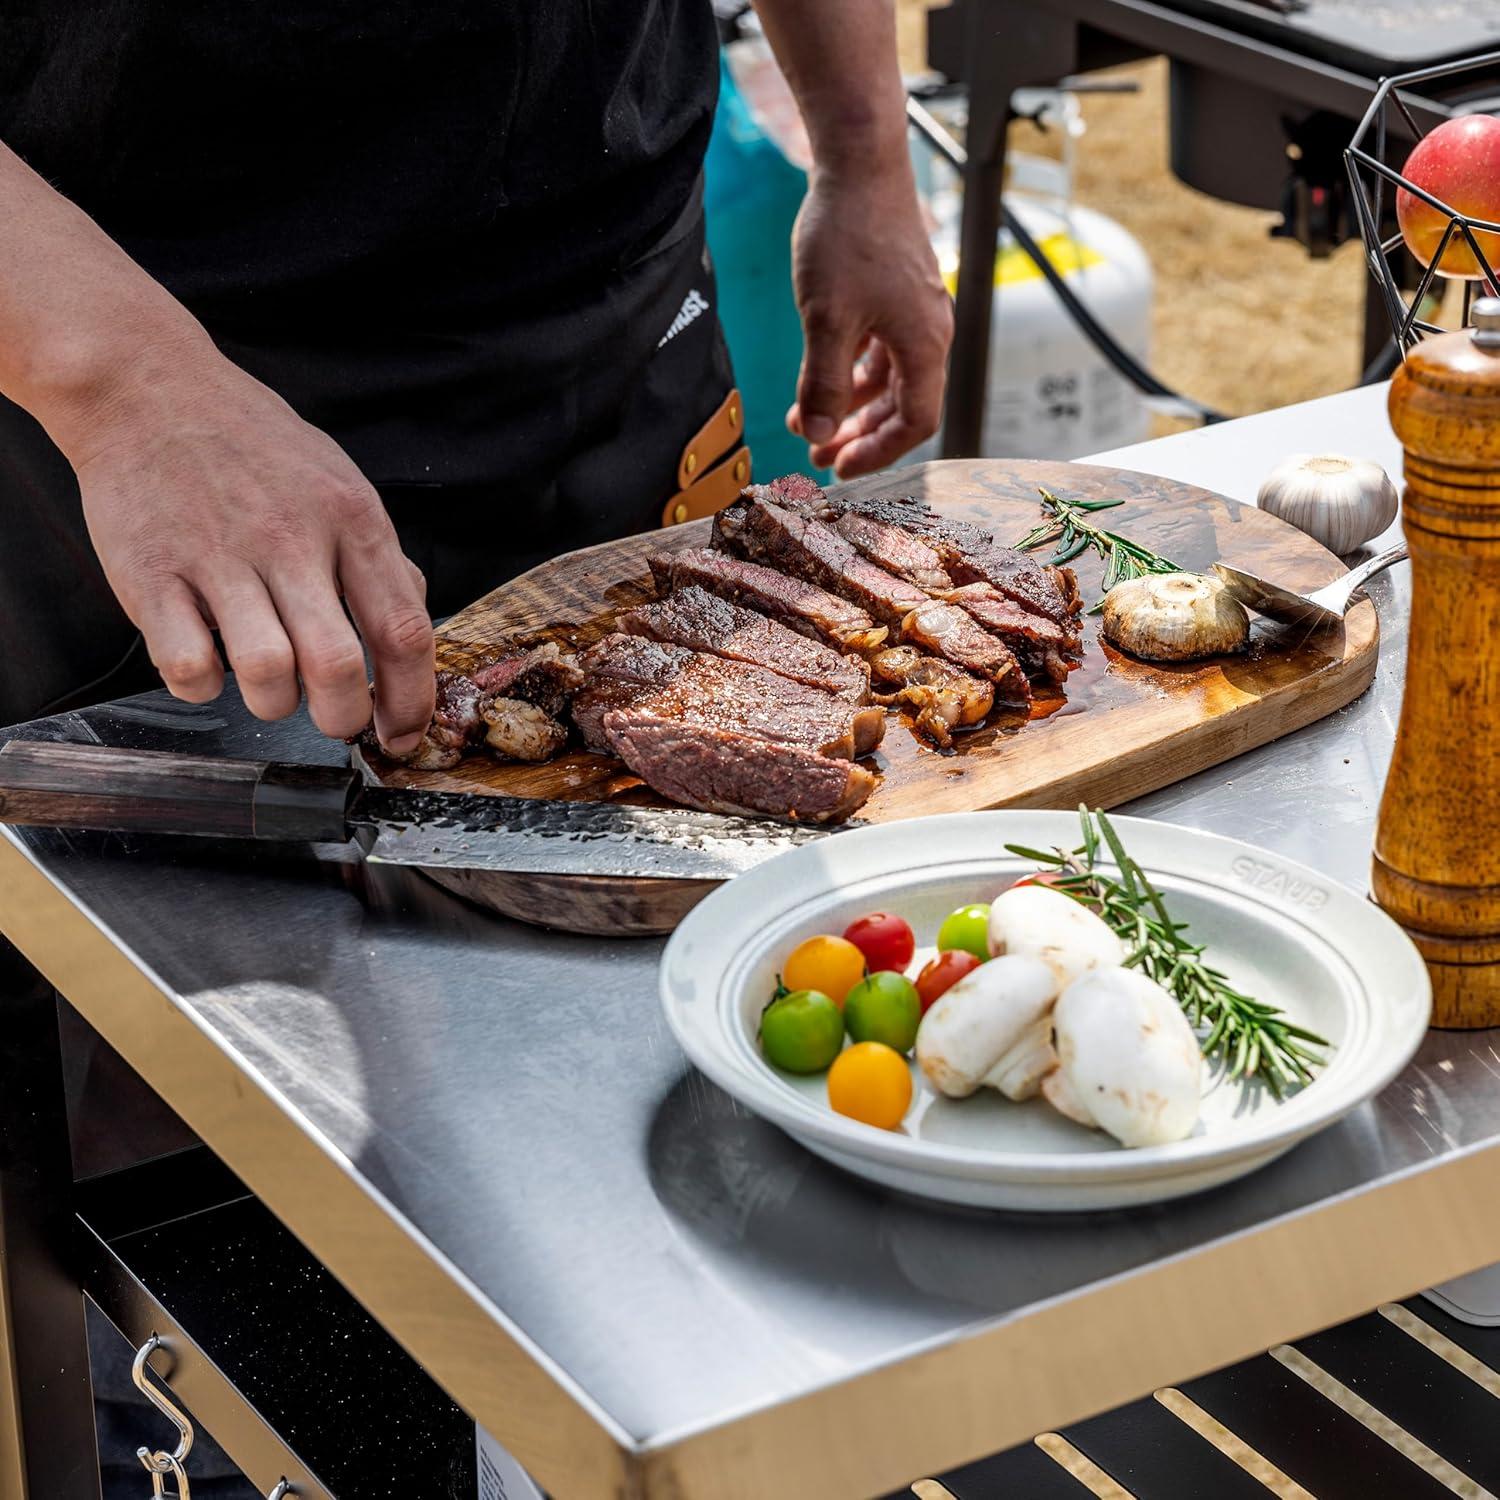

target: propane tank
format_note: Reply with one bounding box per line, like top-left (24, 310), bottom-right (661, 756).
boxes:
top-left (912, 95), bottom-right (1154, 461)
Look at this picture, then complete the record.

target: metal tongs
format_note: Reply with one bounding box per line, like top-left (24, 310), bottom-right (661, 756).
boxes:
top-left (1214, 541), bottom-right (1409, 627)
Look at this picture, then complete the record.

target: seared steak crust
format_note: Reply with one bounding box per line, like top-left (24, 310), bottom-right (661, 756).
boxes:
top-left (617, 586), bottom-right (868, 701)
top-left (762, 478), bottom-right (1083, 673)
top-left (573, 634), bottom-right (884, 760)
top-left (649, 548), bottom-right (888, 653)
top-left (602, 712), bottom-right (876, 822)
top-left (469, 641), bottom-right (584, 718)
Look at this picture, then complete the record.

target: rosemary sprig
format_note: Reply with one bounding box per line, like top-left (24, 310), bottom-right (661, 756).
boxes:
top-left (1005, 808), bottom-right (1330, 1097)
top-left (1015, 488), bottom-right (1183, 610)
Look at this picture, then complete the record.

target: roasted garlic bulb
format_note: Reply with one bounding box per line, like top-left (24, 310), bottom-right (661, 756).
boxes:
top-left (1101, 572), bottom-right (1250, 662)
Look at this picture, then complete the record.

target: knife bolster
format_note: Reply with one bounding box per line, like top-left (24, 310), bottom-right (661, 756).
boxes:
top-left (251, 763), bottom-right (359, 842)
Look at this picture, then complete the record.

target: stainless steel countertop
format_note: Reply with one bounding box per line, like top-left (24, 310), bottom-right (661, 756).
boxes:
top-left (9, 383), bottom-right (1500, 1499)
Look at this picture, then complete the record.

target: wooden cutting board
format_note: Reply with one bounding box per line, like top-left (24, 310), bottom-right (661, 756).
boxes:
top-left (359, 459), bottom-right (1380, 933)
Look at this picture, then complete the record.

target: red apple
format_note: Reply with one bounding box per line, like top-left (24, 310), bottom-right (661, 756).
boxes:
top-left (1397, 115), bottom-right (1500, 279)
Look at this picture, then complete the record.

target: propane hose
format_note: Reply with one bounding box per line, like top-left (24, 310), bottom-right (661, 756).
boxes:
top-left (905, 95), bottom-right (1228, 426)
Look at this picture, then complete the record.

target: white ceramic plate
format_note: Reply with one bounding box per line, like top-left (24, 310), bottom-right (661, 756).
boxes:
top-left (659, 811), bottom-right (1431, 1211)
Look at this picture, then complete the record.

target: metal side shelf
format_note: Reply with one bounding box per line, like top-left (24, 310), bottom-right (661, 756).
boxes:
top-left (74, 1147), bottom-right (477, 1500)
top-left (888, 1298), bottom-right (1500, 1500)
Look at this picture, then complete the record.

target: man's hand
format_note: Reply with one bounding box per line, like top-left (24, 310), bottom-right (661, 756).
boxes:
top-left (0, 142), bottom-right (434, 749)
top-left (786, 164), bottom-right (953, 478)
top-left (68, 339), bottom-right (435, 753)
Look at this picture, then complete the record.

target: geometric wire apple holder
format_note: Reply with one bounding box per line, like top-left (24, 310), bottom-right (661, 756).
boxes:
top-left (1345, 49), bottom-right (1500, 354)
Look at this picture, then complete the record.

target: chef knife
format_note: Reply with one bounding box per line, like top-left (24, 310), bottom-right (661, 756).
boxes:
top-left (0, 740), bottom-right (829, 880)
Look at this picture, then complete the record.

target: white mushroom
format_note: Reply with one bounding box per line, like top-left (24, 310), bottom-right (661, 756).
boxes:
top-left (987, 884), bottom-right (1126, 991)
top-left (1101, 572), bottom-right (1250, 662)
top-left (1042, 967), bottom-right (1202, 1147)
top-left (915, 955), bottom-right (1060, 1101)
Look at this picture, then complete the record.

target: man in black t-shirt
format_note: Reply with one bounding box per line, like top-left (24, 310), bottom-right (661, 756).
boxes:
top-left (0, 2), bottom-right (951, 746)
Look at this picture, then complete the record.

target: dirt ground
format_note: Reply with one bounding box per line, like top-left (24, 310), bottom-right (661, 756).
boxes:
top-left (895, 5), bottom-right (1375, 428)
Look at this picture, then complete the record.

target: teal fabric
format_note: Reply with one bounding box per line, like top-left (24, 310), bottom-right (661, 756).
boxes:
top-left (704, 52), bottom-right (826, 483)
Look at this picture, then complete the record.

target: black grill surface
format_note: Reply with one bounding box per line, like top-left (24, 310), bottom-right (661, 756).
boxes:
top-left (1159, 0), bottom-right (1500, 75)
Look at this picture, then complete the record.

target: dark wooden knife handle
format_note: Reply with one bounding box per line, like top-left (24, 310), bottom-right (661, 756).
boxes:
top-left (0, 741), bottom-right (358, 842)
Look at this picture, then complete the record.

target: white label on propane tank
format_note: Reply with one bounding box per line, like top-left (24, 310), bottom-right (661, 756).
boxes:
top-left (476, 1425), bottom-right (545, 1500)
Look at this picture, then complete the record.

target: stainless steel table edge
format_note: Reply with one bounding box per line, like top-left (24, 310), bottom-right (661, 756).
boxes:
top-left (0, 828), bottom-right (642, 1500)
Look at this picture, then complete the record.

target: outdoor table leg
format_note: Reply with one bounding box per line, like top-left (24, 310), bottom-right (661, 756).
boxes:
top-left (0, 938), bottom-right (101, 1500)
top-left (936, 0), bottom-right (1078, 458)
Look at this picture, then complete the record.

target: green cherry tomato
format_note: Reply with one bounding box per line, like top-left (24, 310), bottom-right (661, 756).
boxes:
top-left (843, 971), bottom-right (922, 1054)
top-left (937, 902), bottom-right (992, 962)
top-left (760, 989), bottom-right (845, 1074)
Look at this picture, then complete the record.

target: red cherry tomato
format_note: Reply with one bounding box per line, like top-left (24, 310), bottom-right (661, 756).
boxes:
top-left (914, 949), bottom-right (983, 1013)
top-left (842, 912), bottom-right (916, 974)
top-left (1009, 871), bottom-right (1069, 892)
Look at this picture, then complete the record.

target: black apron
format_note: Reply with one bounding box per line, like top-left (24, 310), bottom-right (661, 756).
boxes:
top-left (4, 7), bottom-right (728, 1486)
top-left (0, 2), bottom-right (730, 724)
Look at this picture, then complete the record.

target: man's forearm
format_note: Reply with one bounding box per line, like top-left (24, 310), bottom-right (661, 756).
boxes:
top-left (0, 142), bottom-right (209, 461)
top-left (752, 0), bottom-right (912, 178)
top-left (750, 0), bottom-right (950, 476)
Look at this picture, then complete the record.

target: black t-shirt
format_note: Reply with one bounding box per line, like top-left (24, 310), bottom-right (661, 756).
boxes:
top-left (0, 3), bottom-right (720, 483)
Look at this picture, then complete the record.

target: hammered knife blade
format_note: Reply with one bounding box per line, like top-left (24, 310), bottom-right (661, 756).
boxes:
top-left (0, 740), bottom-right (829, 880)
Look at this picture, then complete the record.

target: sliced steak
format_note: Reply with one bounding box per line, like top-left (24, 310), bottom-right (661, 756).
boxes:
top-left (573, 634), bottom-right (884, 760)
top-left (869, 646), bottom-right (994, 749)
top-left (715, 490), bottom-right (932, 628)
top-left (784, 485), bottom-right (1082, 633)
top-left (578, 633), bottom-right (692, 691)
top-left (828, 510), bottom-right (954, 591)
top-left (942, 539), bottom-right (1082, 629)
top-left (763, 473), bottom-right (826, 507)
top-left (368, 669), bottom-right (487, 770)
top-left (717, 491), bottom-right (1036, 700)
top-left (648, 548), bottom-right (888, 654)
top-left (469, 640), bottom-right (583, 718)
top-left (369, 643), bottom-right (580, 769)
top-left (479, 698), bottom-right (570, 762)
top-left (901, 601), bottom-right (1030, 703)
top-left (569, 675), bottom-right (652, 754)
top-left (940, 583), bottom-right (1080, 684)
top-left (617, 586), bottom-right (868, 701)
top-left (768, 477), bottom-right (1079, 682)
top-left (602, 711), bottom-right (875, 823)
top-left (764, 476), bottom-right (957, 591)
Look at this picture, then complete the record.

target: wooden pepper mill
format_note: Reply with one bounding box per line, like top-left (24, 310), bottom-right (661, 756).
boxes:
top-left (1375, 297), bottom-right (1500, 1026)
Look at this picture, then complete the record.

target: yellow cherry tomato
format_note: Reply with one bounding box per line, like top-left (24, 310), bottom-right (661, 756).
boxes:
top-left (782, 934), bottom-right (866, 1007)
top-left (827, 1042), bottom-right (913, 1130)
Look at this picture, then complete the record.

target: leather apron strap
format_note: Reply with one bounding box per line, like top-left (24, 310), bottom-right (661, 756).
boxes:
top-left (661, 387), bottom-right (751, 526)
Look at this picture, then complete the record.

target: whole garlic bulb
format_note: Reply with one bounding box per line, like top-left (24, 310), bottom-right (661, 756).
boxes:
top-left (1256, 453), bottom-right (1398, 554)
top-left (1101, 572), bottom-right (1249, 662)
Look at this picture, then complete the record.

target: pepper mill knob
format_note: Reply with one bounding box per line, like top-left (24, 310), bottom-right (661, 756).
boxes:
top-left (1474, 296), bottom-right (1500, 349)
top-left (1376, 308), bottom-right (1500, 1025)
